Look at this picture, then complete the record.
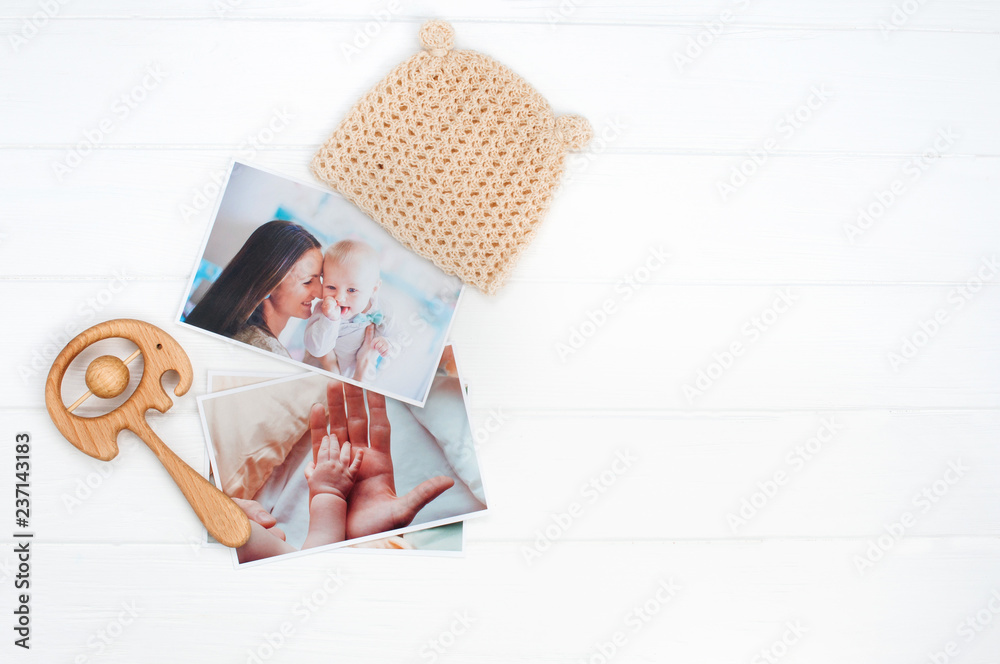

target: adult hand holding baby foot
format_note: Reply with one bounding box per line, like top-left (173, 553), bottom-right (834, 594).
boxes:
top-left (310, 380), bottom-right (455, 539)
top-left (353, 324), bottom-right (381, 381)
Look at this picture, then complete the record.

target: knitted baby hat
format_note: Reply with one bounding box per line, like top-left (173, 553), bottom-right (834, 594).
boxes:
top-left (312, 20), bottom-right (592, 295)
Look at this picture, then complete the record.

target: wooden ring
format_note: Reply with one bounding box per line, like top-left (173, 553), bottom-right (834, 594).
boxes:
top-left (45, 319), bottom-right (193, 461)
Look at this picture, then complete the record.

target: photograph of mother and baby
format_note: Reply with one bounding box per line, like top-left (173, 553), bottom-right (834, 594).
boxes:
top-left (179, 162), bottom-right (463, 406)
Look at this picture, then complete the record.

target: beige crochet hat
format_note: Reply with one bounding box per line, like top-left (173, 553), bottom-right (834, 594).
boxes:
top-left (312, 20), bottom-right (592, 295)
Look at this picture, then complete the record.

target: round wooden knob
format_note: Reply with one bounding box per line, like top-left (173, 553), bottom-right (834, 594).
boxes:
top-left (46, 320), bottom-right (250, 548)
top-left (85, 355), bottom-right (130, 399)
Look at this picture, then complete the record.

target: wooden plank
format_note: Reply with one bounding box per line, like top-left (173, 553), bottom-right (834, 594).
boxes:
top-left (455, 281), bottom-right (1000, 411)
top-left (2, 410), bottom-right (216, 545)
top-left (0, 21), bottom-right (997, 154)
top-left (3, 1), bottom-right (999, 31)
top-left (3, 280), bottom-right (999, 411)
top-left (0, 150), bottom-right (997, 284)
top-left (3, 539), bottom-right (1000, 663)
top-left (8, 408), bottom-right (999, 543)
top-left (4, 5), bottom-right (999, 661)
top-left (468, 409), bottom-right (1000, 541)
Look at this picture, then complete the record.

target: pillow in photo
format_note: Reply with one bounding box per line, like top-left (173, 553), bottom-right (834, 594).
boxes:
top-left (404, 373), bottom-right (485, 503)
top-left (201, 374), bottom-right (326, 499)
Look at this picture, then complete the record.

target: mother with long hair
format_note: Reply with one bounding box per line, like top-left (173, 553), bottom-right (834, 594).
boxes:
top-left (185, 220), bottom-right (323, 357)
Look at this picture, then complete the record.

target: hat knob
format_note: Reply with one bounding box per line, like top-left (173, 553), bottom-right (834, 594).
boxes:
top-left (554, 115), bottom-right (593, 150)
top-left (419, 20), bottom-right (455, 56)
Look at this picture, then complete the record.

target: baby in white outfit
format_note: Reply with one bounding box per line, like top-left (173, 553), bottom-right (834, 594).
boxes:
top-left (303, 239), bottom-right (392, 380)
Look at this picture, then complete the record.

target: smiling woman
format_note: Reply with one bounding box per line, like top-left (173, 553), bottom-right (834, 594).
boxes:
top-left (177, 162), bottom-right (464, 406)
top-left (184, 220), bottom-right (322, 358)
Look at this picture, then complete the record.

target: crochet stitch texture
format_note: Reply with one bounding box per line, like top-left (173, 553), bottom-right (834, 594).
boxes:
top-left (312, 20), bottom-right (592, 295)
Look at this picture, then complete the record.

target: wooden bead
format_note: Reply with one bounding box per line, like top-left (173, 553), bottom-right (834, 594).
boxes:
top-left (46, 319), bottom-right (252, 548)
top-left (85, 355), bottom-right (130, 399)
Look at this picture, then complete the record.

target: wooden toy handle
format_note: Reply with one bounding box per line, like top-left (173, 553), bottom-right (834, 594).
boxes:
top-left (132, 419), bottom-right (251, 548)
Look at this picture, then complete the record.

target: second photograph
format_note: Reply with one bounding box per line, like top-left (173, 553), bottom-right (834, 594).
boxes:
top-left (198, 346), bottom-right (488, 567)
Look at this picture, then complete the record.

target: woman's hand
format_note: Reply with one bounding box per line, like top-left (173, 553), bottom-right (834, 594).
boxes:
top-left (232, 497), bottom-right (286, 541)
top-left (310, 381), bottom-right (454, 540)
top-left (353, 324), bottom-right (379, 381)
top-left (232, 496), bottom-right (295, 564)
top-left (304, 349), bottom-right (342, 374)
top-left (372, 336), bottom-right (391, 357)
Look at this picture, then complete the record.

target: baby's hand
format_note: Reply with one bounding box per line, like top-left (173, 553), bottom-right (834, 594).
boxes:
top-left (320, 296), bottom-right (341, 321)
top-left (304, 435), bottom-right (364, 501)
top-left (372, 336), bottom-right (391, 358)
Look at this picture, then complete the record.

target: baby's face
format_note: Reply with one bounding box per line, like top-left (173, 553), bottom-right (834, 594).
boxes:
top-left (321, 257), bottom-right (379, 319)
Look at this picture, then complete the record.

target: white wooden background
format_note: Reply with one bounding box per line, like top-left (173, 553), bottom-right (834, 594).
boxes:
top-left (2, 2), bottom-right (999, 662)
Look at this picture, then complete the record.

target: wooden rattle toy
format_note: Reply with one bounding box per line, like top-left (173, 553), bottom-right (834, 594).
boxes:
top-left (45, 319), bottom-right (251, 548)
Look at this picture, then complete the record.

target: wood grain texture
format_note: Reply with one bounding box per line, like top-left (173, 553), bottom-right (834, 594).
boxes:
top-left (2, 0), bottom-right (1000, 30)
top-left (2, 3), bottom-right (999, 662)
top-left (2, 150), bottom-right (998, 284)
top-left (0, 540), bottom-right (998, 663)
top-left (44, 319), bottom-right (250, 548)
top-left (1, 22), bottom-right (998, 154)
top-left (8, 281), bottom-right (999, 411)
